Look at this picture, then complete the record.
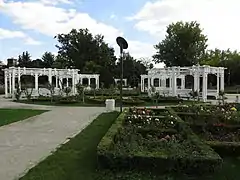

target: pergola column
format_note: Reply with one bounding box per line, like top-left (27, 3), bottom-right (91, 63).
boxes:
top-left (9, 73), bottom-right (12, 95)
top-left (5, 71), bottom-right (8, 97)
top-left (216, 72), bottom-right (219, 98)
top-left (72, 70), bottom-right (75, 94)
top-left (162, 78), bottom-right (166, 88)
top-left (12, 68), bottom-right (15, 95)
top-left (66, 78), bottom-right (69, 87)
top-left (194, 73), bottom-right (199, 92)
top-left (202, 68), bottom-right (208, 102)
top-left (35, 73), bottom-right (38, 90)
top-left (181, 76), bottom-right (185, 89)
top-left (88, 78), bottom-right (90, 86)
top-left (48, 68), bottom-right (52, 84)
top-left (55, 76), bottom-right (58, 88)
top-left (140, 76), bottom-right (143, 92)
top-left (96, 77), bottom-right (99, 89)
top-left (59, 77), bottom-right (63, 89)
top-left (18, 67), bottom-right (21, 89)
top-left (172, 68), bottom-right (177, 96)
top-left (220, 70), bottom-right (224, 92)
top-left (147, 76), bottom-right (151, 95)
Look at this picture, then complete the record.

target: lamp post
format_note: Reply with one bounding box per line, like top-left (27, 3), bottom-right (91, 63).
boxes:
top-left (116, 37), bottom-right (128, 112)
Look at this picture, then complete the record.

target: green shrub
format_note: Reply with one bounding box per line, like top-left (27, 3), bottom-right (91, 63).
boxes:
top-left (97, 108), bottom-right (222, 176)
top-left (206, 141), bottom-right (240, 157)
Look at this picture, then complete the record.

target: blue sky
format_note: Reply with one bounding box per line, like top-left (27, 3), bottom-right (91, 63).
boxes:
top-left (0, 0), bottom-right (157, 64)
top-left (1, 0), bottom-right (240, 67)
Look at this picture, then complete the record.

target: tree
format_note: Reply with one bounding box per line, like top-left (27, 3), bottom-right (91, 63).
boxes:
top-left (116, 53), bottom-right (147, 87)
top-left (42, 52), bottom-right (55, 68)
top-left (18, 51), bottom-right (32, 67)
top-left (153, 21), bottom-right (208, 67)
top-left (55, 28), bottom-right (117, 87)
top-left (31, 59), bottom-right (45, 68)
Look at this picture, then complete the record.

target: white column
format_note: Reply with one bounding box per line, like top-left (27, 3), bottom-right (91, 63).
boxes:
top-left (202, 70), bottom-right (208, 102)
top-left (88, 78), bottom-right (90, 86)
top-left (194, 74), bottom-right (198, 92)
top-left (48, 68), bottom-right (52, 84)
top-left (9, 73), bottom-right (12, 95)
top-left (12, 68), bottom-right (15, 95)
top-left (220, 71), bottom-right (224, 92)
top-left (35, 73), bottom-right (38, 90)
top-left (151, 77), bottom-right (154, 87)
top-left (55, 76), bottom-right (58, 88)
top-left (181, 77), bottom-right (185, 89)
top-left (18, 67), bottom-right (21, 89)
top-left (66, 78), bottom-right (69, 87)
top-left (172, 68), bottom-right (177, 96)
top-left (96, 77), bottom-right (99, 89)
top-left (216, 73), bottom-right (219, 98)
top-left (59, 77), bottom-right (63, 89)
top-left (162, 78), bottom-right (166, 88)
top-left (72, 70), bottom-right (75, 94)
top-left (4, 71), bottom-right (8, 98)
top-left (158, 78), bottom-right (161, 87)
top-left (147, 76), bottom-right (151, 95)
top-left (170, 78), bottom-right (172, 88)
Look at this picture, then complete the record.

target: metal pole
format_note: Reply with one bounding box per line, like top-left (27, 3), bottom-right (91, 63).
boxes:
top-left (120, 47), bottom-right (123, 112)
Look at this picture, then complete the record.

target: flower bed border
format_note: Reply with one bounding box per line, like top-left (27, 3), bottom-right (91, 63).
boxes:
top-left (172, 109), bottom-right (240, 157)
top-left (97, 108), bottom-right (222, 175)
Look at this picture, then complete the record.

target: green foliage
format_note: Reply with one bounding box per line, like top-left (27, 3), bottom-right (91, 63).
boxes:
top-left (98, 107), bottom-right (222, 176)
top-left (22, 83), bottom-right (34, 101)
top-left (42, 52), bottom-right (55, 68)
top-left (76, 83), bottom-right (85, 102)
top-left (63, 87), bottom-right (72, 97)
top-left (18, 51), bottom-right (32, 67)
top-left (46, 82), bottom-right (55, 103)
top-left (153, 21), bottom-right (207, 67)
top-left (14, 81), bottom-right (22, 101)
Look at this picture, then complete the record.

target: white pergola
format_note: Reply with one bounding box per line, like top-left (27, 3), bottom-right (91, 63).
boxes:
top-left (140, 65), bottom-right (226, 102)
top-left (114, 78), bottom-right (127, 86)
top-left (4, 67), bottom-right (100, 98)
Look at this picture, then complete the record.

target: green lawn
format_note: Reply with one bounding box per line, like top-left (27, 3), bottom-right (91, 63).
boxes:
top-left (0, 109), bottom-right (47, 127)
top-left (19, 111), bottom-right (240, 180)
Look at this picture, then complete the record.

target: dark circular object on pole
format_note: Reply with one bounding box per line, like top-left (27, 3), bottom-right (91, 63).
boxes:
top-left (116, 37), bottom-right (128, 49)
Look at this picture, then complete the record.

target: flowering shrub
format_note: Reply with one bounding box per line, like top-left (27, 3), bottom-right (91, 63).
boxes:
top-left (98, 107), bottom-right (222, 175)
top-left (174, 104), bottom-right (240, 125)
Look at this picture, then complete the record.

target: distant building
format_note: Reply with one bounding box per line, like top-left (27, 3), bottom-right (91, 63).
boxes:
top-left (7, 58), bottom-right (17, 67)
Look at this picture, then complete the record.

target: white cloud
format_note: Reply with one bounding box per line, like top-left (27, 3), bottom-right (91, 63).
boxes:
top-left (110, 14), bottom-right (116, 20)
top-left (0, 28), bottom-right (41, 45)
top-left (0, 28), bottom-right (25, 39)
top-left (129, 0), bottom-right (240, 51)
top-left (0, 0), bottom-right (154, 59)
top-left (39, 0), bottom-right (73, 5)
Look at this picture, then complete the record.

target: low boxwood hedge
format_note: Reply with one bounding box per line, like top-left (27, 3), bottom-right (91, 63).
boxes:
top-left (97, 108), bottom-right (222, 176)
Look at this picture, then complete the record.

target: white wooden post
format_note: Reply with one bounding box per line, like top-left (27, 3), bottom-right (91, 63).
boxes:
top-left (202, 67), bottom-right (208, 102)
top-left (220, 68), bottom-right (224, 92)
top-left (181, 76), bottom-right (185, 89)
top-left (172, 67), bottom-right (177, 96)
top-left (18, 67), bottom-right (21, 89)
top-left (35, 73), bottom-right (38, 90)
top-left (12, 68), bottom-right (15, 96)
top-left (216, 72), bottom-right (219, 98)
top-left (4, 70), bottom-right (8, 97)
top-left (72, 70), bottom-right (75, 94)
top-left (48, 68), bottom-right (52, 84)
top-left (9, 73), bottom-right (12, 95)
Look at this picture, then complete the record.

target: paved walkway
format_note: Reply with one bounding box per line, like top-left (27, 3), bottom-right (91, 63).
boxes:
top-left (0, 97), bottom-right (106, 180)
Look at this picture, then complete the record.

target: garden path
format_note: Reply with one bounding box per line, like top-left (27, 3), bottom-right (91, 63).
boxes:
top-left (0, 96), bottom-right (106, 180)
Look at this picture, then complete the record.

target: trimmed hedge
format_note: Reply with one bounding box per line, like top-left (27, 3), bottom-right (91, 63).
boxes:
top-left (172, 107), bottom-right (240, 157)
top-left (97, 108), bottom-right (222, 175)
